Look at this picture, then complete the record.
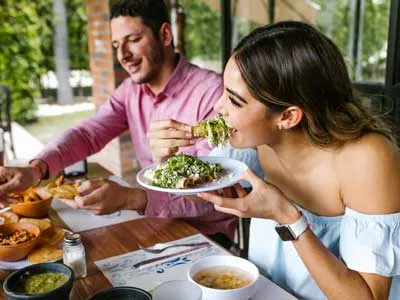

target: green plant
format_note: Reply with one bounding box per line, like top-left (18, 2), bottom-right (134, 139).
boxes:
top-left (0, 1), bottom-right (52, 123)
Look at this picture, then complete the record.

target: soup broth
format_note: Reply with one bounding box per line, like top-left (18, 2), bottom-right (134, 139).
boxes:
top-left (194, 266), bottom-right (253, 290)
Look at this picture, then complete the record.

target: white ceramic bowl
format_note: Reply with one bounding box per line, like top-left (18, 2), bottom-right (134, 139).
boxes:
top-left (187, 255), bottom-right (259, 300)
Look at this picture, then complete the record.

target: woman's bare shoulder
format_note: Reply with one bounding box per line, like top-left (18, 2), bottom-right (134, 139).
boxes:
top-left (338, 133), bottom-right (400, 213)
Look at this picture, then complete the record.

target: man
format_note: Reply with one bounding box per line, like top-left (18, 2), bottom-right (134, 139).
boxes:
top-left (0, 0), bottom-right (236, 246)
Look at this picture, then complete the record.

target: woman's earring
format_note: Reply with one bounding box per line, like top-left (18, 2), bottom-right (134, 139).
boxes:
top-left (276, 124), bottom-right (282, 131)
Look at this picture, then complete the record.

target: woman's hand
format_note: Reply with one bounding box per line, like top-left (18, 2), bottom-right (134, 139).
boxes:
top-left (146, 119), bottom-right (194, 163)
top-left (59, 178), bottom-right (147, 215)
top-left (197, 169), bottom-right (301, 224)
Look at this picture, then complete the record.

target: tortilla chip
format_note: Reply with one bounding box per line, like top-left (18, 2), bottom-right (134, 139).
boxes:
top-left (45, 176), bottom-right (80, 199)
top-left (38, 227), bottom-right (65, 246)
top-left (20, 218), bottom-right (52, 232)
top-left (28, 245), bottom-right (63, 264)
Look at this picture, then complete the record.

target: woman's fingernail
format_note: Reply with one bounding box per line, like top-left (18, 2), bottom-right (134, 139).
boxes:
top-left (186, 132), bottom-right (192, 138)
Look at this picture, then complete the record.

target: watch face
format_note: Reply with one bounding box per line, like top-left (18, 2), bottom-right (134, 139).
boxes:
top-left (275, 226), bottom-right (295, 241)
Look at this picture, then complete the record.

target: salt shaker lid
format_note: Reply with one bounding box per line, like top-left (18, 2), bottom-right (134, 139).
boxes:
top-left (64, 233), bottom-right (81, 245)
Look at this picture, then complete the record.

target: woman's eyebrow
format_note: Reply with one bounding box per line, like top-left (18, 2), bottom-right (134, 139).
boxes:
top-left (226, 88), bottom-right (248, 104)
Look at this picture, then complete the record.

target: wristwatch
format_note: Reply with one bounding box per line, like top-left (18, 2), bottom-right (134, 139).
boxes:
top-left (275, 214), bottom-right (309, 241)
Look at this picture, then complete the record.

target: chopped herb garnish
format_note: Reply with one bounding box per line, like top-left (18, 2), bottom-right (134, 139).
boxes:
top-left (144, 154), bottom-right (224, 189)
top-left (191, 116), bottom-right (231, 146)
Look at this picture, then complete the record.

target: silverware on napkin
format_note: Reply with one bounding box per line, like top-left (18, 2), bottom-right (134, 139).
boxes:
top-left (133, 242), bottom-right (210, 268)
top-left (138, 241), bottom-right (210, 254)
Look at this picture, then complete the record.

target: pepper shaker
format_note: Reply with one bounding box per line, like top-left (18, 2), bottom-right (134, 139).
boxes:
top-left (63, 233), bottom-right (87, 279)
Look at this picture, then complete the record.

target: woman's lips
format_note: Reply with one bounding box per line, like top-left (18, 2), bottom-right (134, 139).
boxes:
top-left (225, 122), bottom-right (237, 137)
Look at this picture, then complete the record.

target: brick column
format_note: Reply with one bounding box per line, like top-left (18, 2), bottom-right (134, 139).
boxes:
top-left (86, 0), bottom-right (139, 184)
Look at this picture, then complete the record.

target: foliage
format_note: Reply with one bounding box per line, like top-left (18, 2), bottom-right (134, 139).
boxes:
top-left (66, 0), bottom-right (89, 71)
top-left (0, 0), bottom-right (89, 124)
top-left (313, 0), bottom-right (390, 82)
top-left (0, 0), bottom-right (52, 123)
top-left (39, 0), bottom-right (89, 86)
top-left (182, 0), bottom-right (221, 61)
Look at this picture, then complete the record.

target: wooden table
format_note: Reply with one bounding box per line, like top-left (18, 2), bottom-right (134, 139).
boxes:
top-left (0, 215), bottom-right (198, 299)
top-left (0, 163), bottom-right (298, 300)
top-left (0, 163), bottom-right (199, 299)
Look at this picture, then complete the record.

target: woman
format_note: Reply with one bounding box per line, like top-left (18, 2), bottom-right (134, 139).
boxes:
top-left (198, 21), bottom-right (400, 300)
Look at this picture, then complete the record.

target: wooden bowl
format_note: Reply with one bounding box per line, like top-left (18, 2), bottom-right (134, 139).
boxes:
top-left (10, 197), bottom-right (53, 218)
top-left (0, 222), bottom-right (40, 262)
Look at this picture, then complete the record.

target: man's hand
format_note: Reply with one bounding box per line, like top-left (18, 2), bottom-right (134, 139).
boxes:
top-left (0, 166), bottom-right (39, 195)
top-left (147, 119), bottom-right (194, 163)
top-left (59, 178), bottom-right (147, 215)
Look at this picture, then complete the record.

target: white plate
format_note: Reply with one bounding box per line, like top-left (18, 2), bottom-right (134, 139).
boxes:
top-left (137, 156), bottom-right (248, 195)
top-left (0, 229), bottom-right (72, 270)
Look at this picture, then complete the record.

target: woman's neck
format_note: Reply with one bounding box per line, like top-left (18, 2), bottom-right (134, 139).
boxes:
top-left (271, 130), bottom-right (334, 173)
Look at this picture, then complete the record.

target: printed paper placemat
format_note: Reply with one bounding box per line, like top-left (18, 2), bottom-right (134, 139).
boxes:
top-left (52, 175), bottom-right (143, 232)
top-left (95, 233), bottom-right (225, 291)
top-left (95, 233), bottom-right (298, 299)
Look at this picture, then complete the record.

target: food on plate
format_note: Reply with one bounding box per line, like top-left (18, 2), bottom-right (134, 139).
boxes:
top-left (0, 212), bottom-right (19, 225)
top-left (191, 116), bottom-right (232, 146)
top-left (0, 223), bottom-right (40, 262)
top-left (28, 245), bottom-right (64, 264)
top-left (0, 217), bottom-right (65, 263)
top-left (45, 176), bottom-right (80, 199)
top-left (193, 266), bottom-right (253, 290)
top-left (6, 187), bottom-right (51, 204)
top-left (20, 218), bottom-right (52, 233)
top-left (37, 227), bottom-right (65, 246)
top-left (0, 229), bottom-right (36, 246)
top-left (144, 154), bottom-right (224, 189)
top-left (20, 218), bottom-right (64, 246)
top-left (15, 271), bottom-right (68, 294)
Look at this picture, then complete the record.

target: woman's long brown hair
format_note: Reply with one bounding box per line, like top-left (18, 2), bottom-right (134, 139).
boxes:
top-left (233, 21), bottom-right (395, 147)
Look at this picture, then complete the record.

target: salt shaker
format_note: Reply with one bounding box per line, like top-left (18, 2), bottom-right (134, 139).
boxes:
top-left (63, 233), bottom-right (87, 279)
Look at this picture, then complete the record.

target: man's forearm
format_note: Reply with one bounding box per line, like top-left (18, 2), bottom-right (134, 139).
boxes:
top-left (124, 187), bottom-right (148, 211)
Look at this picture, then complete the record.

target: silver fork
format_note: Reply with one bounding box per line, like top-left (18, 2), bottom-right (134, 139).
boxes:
top-left (137, 241), bottom-right (210, 254)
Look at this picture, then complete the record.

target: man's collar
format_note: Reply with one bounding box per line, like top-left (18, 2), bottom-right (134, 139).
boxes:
top-left (141, 53), bottom-right (190, 99)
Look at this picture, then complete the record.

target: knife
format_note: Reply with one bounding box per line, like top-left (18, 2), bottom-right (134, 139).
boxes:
top-left (133, 242), bottom-right (210, 268)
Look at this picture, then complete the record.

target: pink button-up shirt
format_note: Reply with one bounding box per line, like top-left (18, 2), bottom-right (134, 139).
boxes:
top-left (36, 55), bottom-right (237, 239)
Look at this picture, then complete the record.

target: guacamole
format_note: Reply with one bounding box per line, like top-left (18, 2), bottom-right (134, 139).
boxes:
top-left (17, 272), bottom-right (68, 294)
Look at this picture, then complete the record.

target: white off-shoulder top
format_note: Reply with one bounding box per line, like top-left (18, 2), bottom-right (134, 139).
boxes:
top-left (249, 207), bottom-right (400, 300)
top-left (210, 144), bottom-right (399, 299)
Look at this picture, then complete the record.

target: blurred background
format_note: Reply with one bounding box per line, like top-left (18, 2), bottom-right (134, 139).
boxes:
top-left (0, 0), bottom-right (399, 183)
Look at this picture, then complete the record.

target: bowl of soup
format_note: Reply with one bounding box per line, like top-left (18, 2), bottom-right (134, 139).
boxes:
top-left (188, 255), bottom-right (259, 300)
top-left (3, 262), bottom-right (74, 300)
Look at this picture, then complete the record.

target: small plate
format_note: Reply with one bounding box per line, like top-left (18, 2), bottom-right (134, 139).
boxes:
top-left (0, 228), bottom-right (72, 270)
top-left (137, 156), bottom-right (248, 195)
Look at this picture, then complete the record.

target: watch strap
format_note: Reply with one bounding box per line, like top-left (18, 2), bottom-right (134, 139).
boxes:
top-left (288, 214), bottom-right (308, 239)
top-left (275, 214), bottom-right (309, 241)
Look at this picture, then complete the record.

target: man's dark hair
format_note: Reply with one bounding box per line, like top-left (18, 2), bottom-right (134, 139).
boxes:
top-left (110, 0), bottom-right (170, 36)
